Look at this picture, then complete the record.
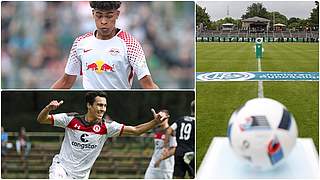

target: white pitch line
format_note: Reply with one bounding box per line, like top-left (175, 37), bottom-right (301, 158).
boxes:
top-left (257, 58), bottom-right (264, 98)
top-left (257, 57), bottom-right (262, 72)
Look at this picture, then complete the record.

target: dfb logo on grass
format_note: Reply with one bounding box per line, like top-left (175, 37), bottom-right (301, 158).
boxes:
top-left (197, 72), bottom-right (255, 81)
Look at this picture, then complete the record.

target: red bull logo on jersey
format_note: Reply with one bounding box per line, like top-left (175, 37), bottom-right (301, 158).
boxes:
top-left (109, 48), bottom-right (120, 56)
top-left (86, 63), bottom-right (98, 71)
top-left (86, 60), bottom-right (115, 74)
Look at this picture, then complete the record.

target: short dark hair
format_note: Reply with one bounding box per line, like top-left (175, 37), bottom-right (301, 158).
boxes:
top-left (160, 109), bottom-right (170, 116)
top-left (86, 92), bottom-right (108, 105)
top-left (89, 1), bottom-right (121, 11)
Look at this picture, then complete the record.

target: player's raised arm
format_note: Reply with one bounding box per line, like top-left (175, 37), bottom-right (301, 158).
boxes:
top-left (37, 100), bottom-right (64, 124)
top-left (51, 74), bottom-right (77, 89)
top-left (122, 108), bottom-right (169, 136)
top-left (139, 75), bottom-right (159, 89)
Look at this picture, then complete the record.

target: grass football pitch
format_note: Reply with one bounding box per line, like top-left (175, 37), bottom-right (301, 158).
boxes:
top-left (196, 42), bottom-right (319, 72)
top-left (196, 42), bottom-right (319, 169)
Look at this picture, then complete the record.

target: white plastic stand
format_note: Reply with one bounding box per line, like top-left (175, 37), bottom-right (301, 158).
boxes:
top-left (197, 137), bottom-right (319, 179)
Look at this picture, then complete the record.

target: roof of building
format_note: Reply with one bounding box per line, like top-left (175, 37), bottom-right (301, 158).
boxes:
top-left (273, 23), bottom-right (286, 27)
top-left (242, 16), bottom-right (270, 23)
top-left (222, 23), bottom-right (234, 26)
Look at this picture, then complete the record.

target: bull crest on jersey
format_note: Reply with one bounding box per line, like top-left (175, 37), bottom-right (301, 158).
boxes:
top-left (109, 48), bottom-right (120, 56)
top-left (86, 60), bottom-right (115, 74)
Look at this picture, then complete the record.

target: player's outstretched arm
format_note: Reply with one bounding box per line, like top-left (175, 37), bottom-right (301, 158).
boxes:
top-left (122, 109), bottom-right (168, 136)
top-left (37, 100), bottom-right (64, 124)
top-left (139, 75), bottom-right (159, 89)
top-left (51, 73), bottom-right (77, 89)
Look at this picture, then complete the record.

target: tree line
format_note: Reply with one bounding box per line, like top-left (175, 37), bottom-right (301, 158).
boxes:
top-left (197, 2), bottom-right (319, 31)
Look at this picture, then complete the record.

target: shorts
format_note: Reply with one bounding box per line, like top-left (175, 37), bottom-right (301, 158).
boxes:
top-left (49, 155), bottom-right (90, 179)
top-left (144, 167), bottom-right (173, 179)
top-left (49, 160), bottom-right (72, 179)
top-left (173, 155), bottom-right (195, 178)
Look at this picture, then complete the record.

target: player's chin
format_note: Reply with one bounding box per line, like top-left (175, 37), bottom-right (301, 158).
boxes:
top-left (96, 114), bottom-right (104, 120)
top-left (98, 28), bottom-right (112, 35)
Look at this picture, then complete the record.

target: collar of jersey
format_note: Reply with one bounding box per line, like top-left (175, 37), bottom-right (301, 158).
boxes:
top-left (93, 28), bottom-right (121, 41)
top-left (75, 114), bottom-right (105, 127)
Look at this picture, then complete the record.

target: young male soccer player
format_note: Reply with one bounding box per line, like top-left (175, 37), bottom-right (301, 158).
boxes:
top-left (165, 100), bottom-right (195, 178)
top-left (36, 92), bottom-right (168, 179)
top-left (144, 110), bottom-right (177, 179)
top-left (51, 1), bottom-right (158, 89)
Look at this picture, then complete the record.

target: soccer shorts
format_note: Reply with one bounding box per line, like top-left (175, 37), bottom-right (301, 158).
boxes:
top-left (144, 167), bottom-right (173, 179)
top-left (49, 155), bottom-right (90, 179)
top-left (49, 161), bottom-right (71, 179)
top-left (173, 155), bottom-right (195, 178)
top-left (49, 155), bottom-right (75, 179)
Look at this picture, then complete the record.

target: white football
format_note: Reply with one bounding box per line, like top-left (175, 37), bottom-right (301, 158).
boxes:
top-left (227, 98), bottom-right (298, 171)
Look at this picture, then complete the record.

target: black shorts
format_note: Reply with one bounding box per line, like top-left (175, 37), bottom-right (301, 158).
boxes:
top-left (173, 155), bottom-right (195, 178)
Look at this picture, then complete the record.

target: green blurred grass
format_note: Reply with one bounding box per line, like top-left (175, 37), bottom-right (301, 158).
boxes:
top-left (196, 81), bottom-right (319, 169)
top-left (196, 42), bottom-right (319, 72)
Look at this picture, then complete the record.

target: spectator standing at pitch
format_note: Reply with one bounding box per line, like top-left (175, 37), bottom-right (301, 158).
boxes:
top-left (51, 1), bottom-right (159, 89)
top-left (15, 127), bottom-right (32, 160)
top-left (36, 91), bottom-right (168, 179)
top-left (165, 100), bottom-right (195, 178)
top-left (144, 110), bottom-right (177, 179)
top-left (1, 127), bottom-right (12, 156)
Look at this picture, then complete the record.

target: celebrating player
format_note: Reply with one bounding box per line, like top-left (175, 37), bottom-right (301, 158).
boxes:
top-left (144, 110), bottom-right (177, 179)
top-left (165, 100), bottom-right (195, 178)
top-left (36, 91), bottom-right (168, 179)
top-left (51, 1), bottom-right (158, 89)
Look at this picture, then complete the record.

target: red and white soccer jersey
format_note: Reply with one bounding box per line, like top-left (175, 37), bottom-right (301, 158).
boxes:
top-left (49, 113), bottom-right (124, 179)
top-left (144, 131), bottom-right (177, 179)
top-left (65, 29), bottom-right (151, 89)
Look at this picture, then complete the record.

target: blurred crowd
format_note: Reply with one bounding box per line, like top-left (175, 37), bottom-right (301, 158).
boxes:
top-left (2, 126), bottom-right (31, 160)
top-left (1, 1), bottom-right (194, 89)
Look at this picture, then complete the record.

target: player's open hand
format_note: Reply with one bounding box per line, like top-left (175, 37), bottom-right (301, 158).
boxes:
top-left (46, 100), bottom-right (64, 111)
top-left (151, 108), bottom-right (169, 123)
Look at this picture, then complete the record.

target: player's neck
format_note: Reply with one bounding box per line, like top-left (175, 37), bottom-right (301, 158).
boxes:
top-left (95, 29), bottom-right (117, 40)
top-left (85, 113), bottom-right (100, 123)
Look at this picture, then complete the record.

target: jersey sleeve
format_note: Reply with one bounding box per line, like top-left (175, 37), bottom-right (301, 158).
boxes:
top-left (118, 31), bottom-right (151, 80)
top-left (105, 121), bottom-right (124, 137)
top-left (51, 113), bottom-right (73, 128)
top-left (128, 39), bottom-right (151, 80)
top-left (65, 38), bottom-right (82, 76)
top-left (169, 135), bottom-right (177, 148)
top-left (170, 122), bottom-right (178, 131)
